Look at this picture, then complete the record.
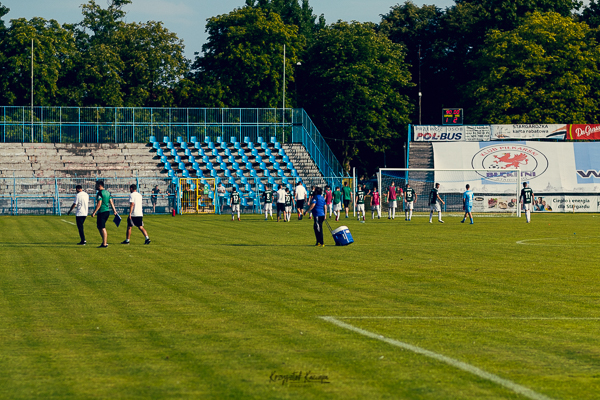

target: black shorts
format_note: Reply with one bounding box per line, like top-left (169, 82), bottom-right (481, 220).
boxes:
top-left (128, 216), bottom-right (144, 228)
top-left (343, 199), bottom-right (350, 208)
top-left (151, 196), bottom-right (157, 205)
top-left (296, 199), bottom-right (305, 210)
top-left (96, 211), bottom-right (110, 230)
top-left (277, 203), bottom-right (286, 213)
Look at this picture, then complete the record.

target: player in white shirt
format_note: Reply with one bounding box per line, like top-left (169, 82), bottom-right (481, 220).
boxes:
top-left (276, 184), bottom-right (287, 222)
top-left (122, 184), bottom-right (150, 245)
top-left (294, 181), bottom-right (307, 220)
top-left (67, 185), bottom-right (89, 245)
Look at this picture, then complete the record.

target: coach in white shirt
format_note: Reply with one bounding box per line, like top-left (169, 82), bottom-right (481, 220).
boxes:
top-left (276, 184), bottom-right (287, 222)
top-left (294, 181), bottom-right (307, 220)
top-left (67, 185), bottom-right (89, 245)
top-left (122, 184), bottom-right (151, 245)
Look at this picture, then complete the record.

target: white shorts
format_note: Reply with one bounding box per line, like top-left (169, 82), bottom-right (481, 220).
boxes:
top-left (405, 201), bottom-right (414, 210)
top-left (285, 206), bottom-right (292, 213)
top-left (333, 203), bottom-right (342, 212)
top-left (523, 203), bottom-right (531, 211)
top-left (231, 204), bottom-right (240, 213)
top-left (327, 203), bottom-right (332, 211)
top-left (389, 200), bottom-right (397, 208)
top-left (371, 204), bottom-right (380, 211)
top-left (356, 204), bottom-right (365, 212)
top-left (430, 203), bottom-right (441, 212)
top-left (264, 203), bottom-right (272, 212)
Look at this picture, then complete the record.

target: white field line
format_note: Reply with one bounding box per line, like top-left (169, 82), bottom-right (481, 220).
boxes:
top-left (320, 316), bottom-right (554, 400)
top-left (335, 316), bottom-right (600, 321)
top-left (61, 219), bottom-right (76, 226)
top-left (516, 236), bottom-right (600, 246)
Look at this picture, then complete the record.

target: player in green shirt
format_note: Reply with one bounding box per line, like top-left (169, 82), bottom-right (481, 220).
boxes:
top-left (404, 183), bottom-right (417, 221)
top-left (91, 180), bottom-right (118, 248)
top-left (355, 184), bottom-right (366, 222)
top-left (342, 182), bottom-right (352, 218)
top-left (230, 188), bottom-right (241, 221)
top-left (332, 187), bottom-right (343, 221)
top-left (520, 182), bottom-right (534, 223)
top-left (262, 187), bottom-right (274, 220)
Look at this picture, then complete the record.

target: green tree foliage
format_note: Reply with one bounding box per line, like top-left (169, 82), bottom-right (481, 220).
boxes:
top-left (0, 17), bottom-right (76, 106)
top-left (300, 22), bottom-right (413, 174)
top-left (469, 12), bottom-right (600, 123)
top-left (192, 7), bottom-right (303, 108)
top-left (245, 0), bottom-right (325, 42)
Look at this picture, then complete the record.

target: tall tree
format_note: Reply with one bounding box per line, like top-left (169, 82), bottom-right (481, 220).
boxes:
top-left (468, 12), bottom-right (600, 123)
top-left (0, 17), bottom-right (76, 106)
top-left (300, 21), bottom-right (413, 174)
top-left (245, 0), bottom-right (325, 42)
top-left (192, 7), bottom-right (303, 108)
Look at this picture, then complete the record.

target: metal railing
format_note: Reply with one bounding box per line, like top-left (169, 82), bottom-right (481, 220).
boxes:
top-left (0, 106), bottom-right (347, 181)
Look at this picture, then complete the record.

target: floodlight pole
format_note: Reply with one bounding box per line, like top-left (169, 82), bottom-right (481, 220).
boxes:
top-left (418, 45), bottom-right (422, 125)
top-left (31, 38), bottom-right (34, 136)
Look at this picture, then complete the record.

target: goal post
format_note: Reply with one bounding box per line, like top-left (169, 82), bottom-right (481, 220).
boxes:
top-left (377, 168), bottom-right (522, 217)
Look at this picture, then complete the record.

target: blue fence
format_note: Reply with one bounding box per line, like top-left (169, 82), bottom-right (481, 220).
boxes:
top-left (0, 106), bottom-right (347, 180)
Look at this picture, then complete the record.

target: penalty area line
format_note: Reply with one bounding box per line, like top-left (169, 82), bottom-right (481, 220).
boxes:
top-left (320, 316), bottom-right (554, 400)
top-left (61, 219), bottom-right (76, 226)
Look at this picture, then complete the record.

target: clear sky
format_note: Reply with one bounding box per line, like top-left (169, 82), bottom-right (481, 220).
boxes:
top-left (1, 0), bottom-right (456, 58)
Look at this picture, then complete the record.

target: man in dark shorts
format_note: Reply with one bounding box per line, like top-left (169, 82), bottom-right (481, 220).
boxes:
top-left (294, 181), bottom-right (307, 220)
top-left (91, 181), bottom-right (118, 248)
top-left (151, 185), bottom-right (160, 213)
top-left (342, 181), bottom-right (352, 218)
top-left (122, 184), bottom-right (151, 244)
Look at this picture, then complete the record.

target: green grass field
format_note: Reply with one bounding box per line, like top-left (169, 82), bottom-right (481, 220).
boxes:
top-left (0, 212), bottom-right (599, 399)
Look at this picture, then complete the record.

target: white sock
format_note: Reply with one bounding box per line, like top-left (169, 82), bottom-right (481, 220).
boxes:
top-left (409, 210), bottom-right (413, 219)
top-left (438, 211), bottom-right (442, 221)
top-left (429, 211), bottom-right (433, 222)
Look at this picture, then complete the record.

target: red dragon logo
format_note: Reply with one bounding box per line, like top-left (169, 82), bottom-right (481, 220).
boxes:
top-left (493, 153), bottom-right (529, 169)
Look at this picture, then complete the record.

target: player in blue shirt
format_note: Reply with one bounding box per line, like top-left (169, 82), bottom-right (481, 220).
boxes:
top-left (462, 184), bottom-right (474, 224)
top-left (304, 186), bottom-right (327, 247)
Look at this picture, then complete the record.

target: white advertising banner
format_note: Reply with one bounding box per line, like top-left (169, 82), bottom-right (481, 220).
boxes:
top-left (432, 141), bottom-right (600, 194)
top-left (530, 195), bottom-right (600, 213)
top-left (413, 125), bottom-right (492, 142)
top-left (490, 125), bottom-right (567, 140)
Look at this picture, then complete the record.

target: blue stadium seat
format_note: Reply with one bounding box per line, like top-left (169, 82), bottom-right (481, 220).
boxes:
top-left (177, 136), bottom-right (183, 143)
top-left (245, 162), bottom-right (253, 170)
top-left (269, 155), bottom-right (276, 164)
top-left (264, 148), bottom-right (272, 156)
top-left (178, 162), bottom-right (186, 171)
top-left (261, 142), bottom-right (268, 150)
top-left (197, 147), bottom-right (205, 156)
top-left (169, 149), bottom-right (177, 157)
top-left (188, 156), bottom-right (196, 164)
top-left (216, 136), bottom-right (222, 143)
top-left (150, 136), bottom-right (157, 143)
top-left (291, 169), bottom-right (299, 177)
top-left (218, 162), bottom-right (226, 170)
top-left (249, 169), bottom-right (258, 178)
top-left (259, 162), bottom-right (267, 170)
top-left (208, 191), bottom-right (214, 199)
top-left (230, 136), bottom-right (238, 143)
top-left (241, 155), bottom-right (249, 163)
top-left (172, 177), bottom-right (178, 185)
top-left (268, 176), bottom-right (276, 185)
top-left (240, 176), bottom-right (248, 185)
top-left (244, 183), bottom-right (252, 192)
top-left (247, 141), bottom-right (254, 149)
top-left (210, 170), bottom-right (218, 178)
top-left (208, 142), bottom-right (215, 150)
top-left (224, 169), bottom-right (232, 177)
top-left (168, 170), bottom-right (175, 178)
top-left (243, 136), bottom-right (251, 143)
top-left (167, 142), bottom-right (174, 150)
top-left (281, 177), bottom-right (289, 185)
top-left (152, 142), bottom-right (161, 150)
top-left (160, 155), bottom-right (168, 164)
top-left (277, 170), bottom-right (285, 178)
top-left (192, 162), bottom-right (200, 170)
top-left (184, 148), bottom-right (192, 157)
top-left (163, 136), bottom-right (170, 143)
top-left (156, 148), bottom-right (164, 157)
top-left (283, 155), bottom-right (290, 163)
top-left (270, 136), bottom-right (277, 143)
top-left (204, 136), bottom-right (211, 143)
top-left (251, 149), bottom-right (259, 157)
top-left (224, 149), bottom-right (232, 157)
top-left (274, 142), bottom-right (282, 150)
top-left (257, 137), bottom-right (264, 144)
top-left (232, 162), bottom-right (239, 170)
top-left (174, 155), bottom-right (182, 163)
top-left (211, 148), bottom-right (218, 156)
top-left (234, 142), bottom-right (241, 150)
top-left (202, 155), bottom-right (210, 164)
top-left (194, 141), bottom-right (202, 150)
top-left (191, 136), bottom-right (197, 143)
top-left (182, 170), bottom-right (190, 178)
top-left (255, 155), bottom-right (262, 164)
